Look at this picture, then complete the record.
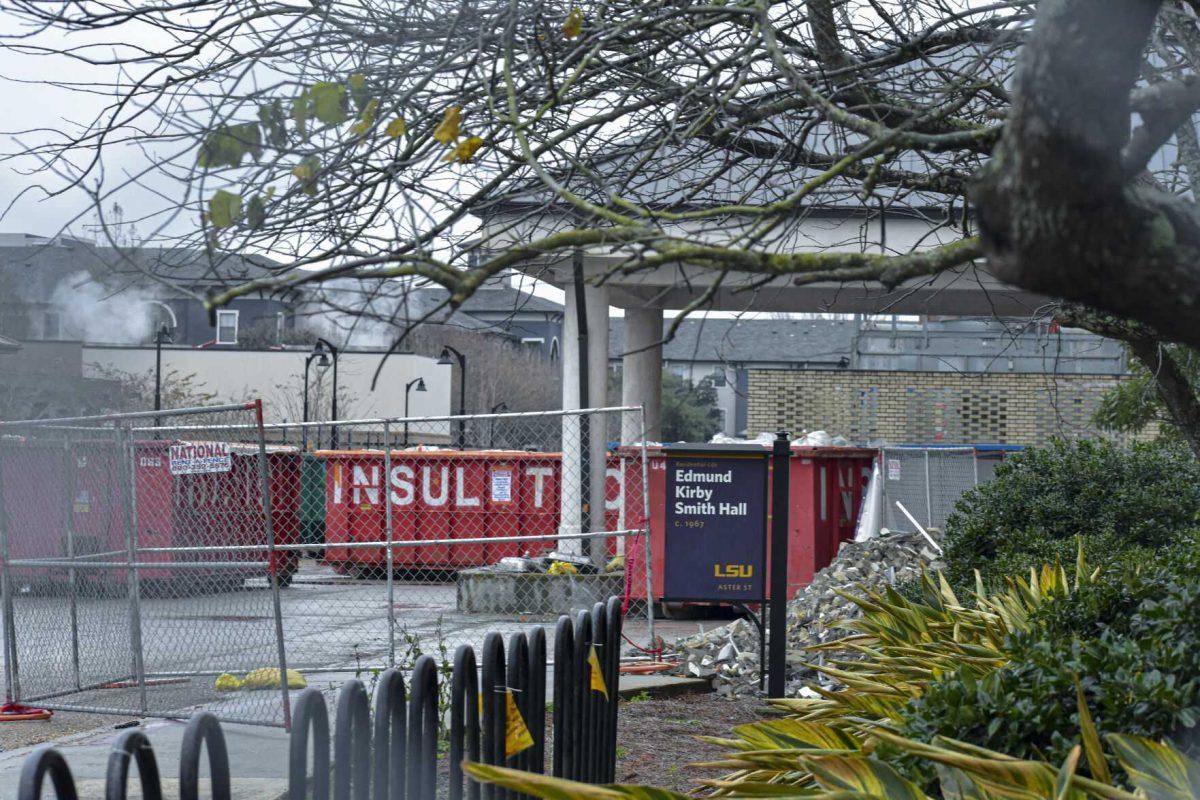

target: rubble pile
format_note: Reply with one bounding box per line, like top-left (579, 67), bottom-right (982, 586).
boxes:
top-left (668, 531), bottom-right (941, 697)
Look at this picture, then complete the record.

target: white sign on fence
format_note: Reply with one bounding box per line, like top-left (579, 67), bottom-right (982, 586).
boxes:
top-left (169, 441), bottom-right (233, 475)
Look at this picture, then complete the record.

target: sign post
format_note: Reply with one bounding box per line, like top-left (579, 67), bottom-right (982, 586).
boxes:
top-left (767, 431), bottom-right (791, 698)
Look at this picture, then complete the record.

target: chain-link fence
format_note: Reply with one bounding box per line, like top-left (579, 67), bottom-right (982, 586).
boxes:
top-left (0, 402), bottom-right (293, 726)
top-left (879, 446), bottom-right (980, 532)
top-left (0, 404), bottom-right (653, 728)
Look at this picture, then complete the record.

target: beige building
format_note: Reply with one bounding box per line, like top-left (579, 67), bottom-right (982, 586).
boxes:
top-left (745, 369), bottom-right (1145, 445)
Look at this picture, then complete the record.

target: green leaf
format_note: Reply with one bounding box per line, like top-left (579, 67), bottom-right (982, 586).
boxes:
top-left (308, 82), bottom-right (347, 125)
top-left (1106, 734), bottom-right (1200, 800)
top-left (291, 155), bottom-right (320, 196)
top-left (801, 755), bottom-right (928, 799)
top-left (1074, 678), bottom-right (1110, 784)
top-left (246, 194), bottom-right (266, 230)
top-left (385, 117), bottom-right (407, 138)
top-left (463, 762), bottom-right (692, 799)
top-left (291, 94), bottom-right (309, 139)
top-left (258, 100), bottom-right (288, 149)
top-left (197, 122), bottom-right (262, 169)
top-left (348, 72), bottom-right (369, 111)
top-left (1053, 745), bottom-right (1082, 800)
top-left (349, 98), bottom-right (378, 137)
top-left (208, 190), bottom-right (242, 229)
top-left (729, 719), bottom-right (861, 753)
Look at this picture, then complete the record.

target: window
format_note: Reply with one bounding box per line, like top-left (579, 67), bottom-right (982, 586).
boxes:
top-left (709, 370), bottom-right (727, 387)
top-left (216, 309), bottom-right (239, 345)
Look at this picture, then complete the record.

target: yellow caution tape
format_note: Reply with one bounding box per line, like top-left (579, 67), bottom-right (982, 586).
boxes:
top-left (504, 690), bottom-right (535, 758)
top-left (588, 645), bottom-right (609, 700)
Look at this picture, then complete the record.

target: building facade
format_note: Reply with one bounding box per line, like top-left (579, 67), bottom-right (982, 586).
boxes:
top-left (745, 368), bottom-right (1147, 445)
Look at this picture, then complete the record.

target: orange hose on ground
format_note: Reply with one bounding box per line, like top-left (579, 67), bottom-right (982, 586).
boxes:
top-left (0, 702), bottom-right (52, 722)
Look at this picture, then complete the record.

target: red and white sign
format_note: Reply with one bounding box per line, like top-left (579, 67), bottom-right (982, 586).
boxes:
top-left (169, 441), bottom-right (233, 475)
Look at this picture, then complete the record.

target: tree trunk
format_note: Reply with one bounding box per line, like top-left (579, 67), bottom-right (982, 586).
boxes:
top-left (1126, 339), bottom-right (1200, 459)
top-left (974, 0), bottom-right (1200, 351)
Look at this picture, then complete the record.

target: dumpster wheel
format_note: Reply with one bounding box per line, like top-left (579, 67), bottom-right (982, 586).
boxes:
top-left (0, 702), bottom-right (52, 722)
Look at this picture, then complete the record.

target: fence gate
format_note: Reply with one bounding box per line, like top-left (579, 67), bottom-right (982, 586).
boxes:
top-left (0, 404), bottom-right (654, 728)
top-left (0, 402), bottom-right (292, 726)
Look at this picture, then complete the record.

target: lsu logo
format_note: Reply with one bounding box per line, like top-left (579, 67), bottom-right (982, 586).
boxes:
top-left (714, 563), bottom-right (753, 578)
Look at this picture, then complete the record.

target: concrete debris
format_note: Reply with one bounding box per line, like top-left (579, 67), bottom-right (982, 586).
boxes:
top-left (664, 530), bottom-right (941, 698)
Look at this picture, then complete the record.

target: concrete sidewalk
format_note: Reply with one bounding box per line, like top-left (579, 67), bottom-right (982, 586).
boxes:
top-left (0, 716), bottom-right (292, 800)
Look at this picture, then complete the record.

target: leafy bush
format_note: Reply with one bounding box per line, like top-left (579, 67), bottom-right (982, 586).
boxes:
top-left (900, 538), bottom-right (1200, 779)
top-left (941, 439), bottom-right (1200, 589)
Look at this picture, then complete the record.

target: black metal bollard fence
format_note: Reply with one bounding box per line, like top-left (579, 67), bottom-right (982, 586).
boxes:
top-left (17, 598), bottom-right (625, 800)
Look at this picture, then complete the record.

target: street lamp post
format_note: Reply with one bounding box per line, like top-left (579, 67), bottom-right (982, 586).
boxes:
top-left (489, 401), bottom-right (507, 448)
top-left (153, 324), bottom-right (174, 427)
top-left (437, 346), bottom-right (467, 449)
top-left (312, 338), bottom-right (340, 448)
top-left (302, 349), bottom-right (330, 450)
top-left (403, 377), bottom-right (427, 446)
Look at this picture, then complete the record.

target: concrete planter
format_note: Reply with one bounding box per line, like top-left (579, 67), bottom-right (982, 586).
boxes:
top-left (456, 569), bottom-right (625, 615)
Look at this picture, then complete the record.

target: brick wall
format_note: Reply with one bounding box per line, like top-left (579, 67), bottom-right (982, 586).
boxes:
top-left (745, 369), bottom-right (1148, 444)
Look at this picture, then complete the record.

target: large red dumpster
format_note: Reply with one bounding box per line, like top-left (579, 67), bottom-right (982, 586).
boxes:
top-left (0, 437), bottom-right (299, 590)
top-left (320, 450), bottom-right (578, 574)
top-left (623, 445), bottom-right (876, 605)
top-left (0, 437), bottom-right (128, 588)
top-left (133, 440), bottom-right (301, 585)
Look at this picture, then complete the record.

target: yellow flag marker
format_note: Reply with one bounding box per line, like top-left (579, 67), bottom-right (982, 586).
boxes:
top-left (588, 645), bottom-right (608, 699)
top-left (504, 690), bottom-right (535, 757)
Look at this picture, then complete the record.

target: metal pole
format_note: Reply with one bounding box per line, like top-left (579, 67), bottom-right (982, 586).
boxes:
top-left (458, 356), bottom-right (467, 449)
top-left (0, 443), bottom-right (20, 703)
top-left (923, 449), bottom-right (933, 527)
top-left (302, 357), bottom-right (312, 451)
top-left (767, 431), bottom-right (790, 698)
top-left (383, 422), bottom-right (396, 669)
top-left (62, 436), bottom-right (82, 690)
top-left (154, 331), bottom-right (163, 421)
top-left (330, 348), bottom-right (339, 449)
top-left (636, 408), bottom-right (655, 648)
top-left (254, 400), bottom-right (293, 731)
top-left (573, 253), bottom-right (592, 537)
top-left (403, 387), bottom-right (411, 447)
top-left (973, 449), bottom-right (980, 486)
top-left (116, 425), bottom-right (149, 714)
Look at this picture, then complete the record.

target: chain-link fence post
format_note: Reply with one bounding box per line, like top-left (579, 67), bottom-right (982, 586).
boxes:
top-left (116, 423), bottom-right (149, 714)
top-left (254, 400), bottom-right (292, 731)
top-left (923, 449), bottom-right (933, 527)
top-left (0, 452), bottom-right (19, 704)
top-left (383, 421), bottom-right (396, 669)
top-left (61, 434), bottom-right (82, 690)
top-left (637, 408), bottom-right (655, 646)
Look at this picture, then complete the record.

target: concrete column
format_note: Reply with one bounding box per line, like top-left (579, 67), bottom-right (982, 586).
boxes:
top-left (621, 306), bottom-right (663, 443)
top-left (559, 278), bottom-right (610, 560)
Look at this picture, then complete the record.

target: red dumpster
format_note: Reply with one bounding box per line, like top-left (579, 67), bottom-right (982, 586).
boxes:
top-left (134, 440), bottom-right (301, 586)
top-left (623, 445), bottom-right (876, 606)
top-left (319, 450), bottom-right (567, 575)
top-left (0, 437), bottom-right (128, 588)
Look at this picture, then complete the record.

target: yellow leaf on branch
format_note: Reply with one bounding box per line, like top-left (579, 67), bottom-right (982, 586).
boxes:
top-left (563, 8), bottom-right (584, 38)
top-left (444, 135), bottom-right (484, 164)
top-left (433, 106), bottom-right (461, 143)
top-left (385, 117), bottom-right (407, 138)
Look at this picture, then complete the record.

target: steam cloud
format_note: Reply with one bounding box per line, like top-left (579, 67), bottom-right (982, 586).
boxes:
top-left (50, 271), bottom-right (160, 344)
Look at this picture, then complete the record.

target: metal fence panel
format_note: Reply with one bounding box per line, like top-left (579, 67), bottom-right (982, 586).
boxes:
top-left (0, 404), bottom-right (654, 728)
top-left (0, 402), bottom-right (292, 726)
top-left (879, 447), bottom-right (978, 532)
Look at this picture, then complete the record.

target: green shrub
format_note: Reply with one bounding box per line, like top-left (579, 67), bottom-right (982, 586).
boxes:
top-left (899, 539), bottom-right (1200, 780)
top-left (941, 439), bottom-right (1200, 589)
